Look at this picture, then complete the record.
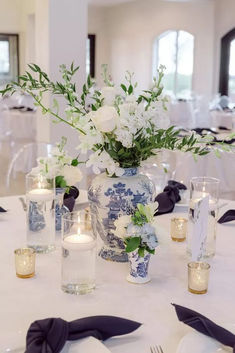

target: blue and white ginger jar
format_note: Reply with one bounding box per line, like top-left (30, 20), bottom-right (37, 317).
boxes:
top-left (88, 167), bottom-right (155, 262)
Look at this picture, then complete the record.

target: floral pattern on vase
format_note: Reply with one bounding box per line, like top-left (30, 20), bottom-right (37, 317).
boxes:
top-left (127, 250), bottom-right (151, 284)
top-left (88, 168), bottom-right (155, 262)
top-left (28, 201), bottom-right (45, 232)
top-left (55, 188), bottom-right (70, 232)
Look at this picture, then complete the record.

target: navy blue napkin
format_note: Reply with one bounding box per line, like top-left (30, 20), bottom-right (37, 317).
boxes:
top-left (25, 316), bottom-right (141, 353)
top-left (63, 186), bottom-right (79, 212)
top-left (154, 180), bottom-right (187, 215)
top-left (172, 303), bottom-right (235, 353)
top-left (192, 127), bottom-right (218, 135)
top-left (0, 206), bottom-right (7, 212)
top-left (218, 210), bottom-right (235, 224)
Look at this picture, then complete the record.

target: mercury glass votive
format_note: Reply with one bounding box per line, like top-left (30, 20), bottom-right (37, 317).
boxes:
top-left (14, 248), bottom-right (36, 278)
top-left (171, 217), bottom-right (188, 242)
top-left (188, 262), bottom-right (210, 294)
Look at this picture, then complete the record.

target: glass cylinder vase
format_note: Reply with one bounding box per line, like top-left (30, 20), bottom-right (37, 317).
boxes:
top-left (61, 210), bottom-right (96, 295)
top-left (187, 177), bottom-right (220, 259)
top-left (26, 173), bottom-right (55, 253)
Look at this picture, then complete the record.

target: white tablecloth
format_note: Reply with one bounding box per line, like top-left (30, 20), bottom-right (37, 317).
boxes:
top-left (0, 195), bottom-right (235, 353)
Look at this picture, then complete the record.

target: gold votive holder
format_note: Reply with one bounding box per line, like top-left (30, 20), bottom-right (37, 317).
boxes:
top-left (14, 248), bottom-right (36, 278)
top-left (171, 217), bottom-right (188, 242)
top-left (188, 262), bottom-right (210, 294)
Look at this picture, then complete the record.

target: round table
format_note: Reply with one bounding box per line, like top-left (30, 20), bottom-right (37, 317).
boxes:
top-left (0, 195), bottom-right (235, 353)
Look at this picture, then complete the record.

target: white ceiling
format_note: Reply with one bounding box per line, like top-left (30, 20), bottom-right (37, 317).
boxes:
top-left (89, 0), bottom-right (206, 7)
top-left (89, 0), bottom-right (136, 6)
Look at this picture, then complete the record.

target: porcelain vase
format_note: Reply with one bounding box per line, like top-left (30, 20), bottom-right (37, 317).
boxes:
top-left (127, 250), bottom-right (151, 284)
top-left (88, 167), bottom-right (155, 262)
top-left (55, 188), bottom-right (70, 232)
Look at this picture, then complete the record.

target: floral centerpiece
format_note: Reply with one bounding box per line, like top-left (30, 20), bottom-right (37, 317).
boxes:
top-left (32, 137), bottom-right (82, 231)
top-left (114, 202), bottom-right (159, 283)
top-left (1, 63), bottom-right (210, 261)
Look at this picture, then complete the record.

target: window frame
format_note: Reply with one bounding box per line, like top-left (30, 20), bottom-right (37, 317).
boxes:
top-left (0, 33), bottom-right (19, 83)
top-left (219, 28), bottom-right (235, 96)
top-left (153, 30), bottom-right (194, 96)
top-left (87, 34), bottom-right (96, 78)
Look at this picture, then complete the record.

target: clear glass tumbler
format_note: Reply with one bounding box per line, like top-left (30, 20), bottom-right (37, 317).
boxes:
top-left (61, 209), bottom-right (96, 295)
top-left (26, 173), bottom-right (55, 253)
top-left (187, 177), bottom-right (220, 259)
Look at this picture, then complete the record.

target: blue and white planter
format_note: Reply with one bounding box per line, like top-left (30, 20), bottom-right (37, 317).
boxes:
top-left (55, 188), bottom-right (70, 232)
top-left (127, 250), bottom-right (151, 284)
top-left (88, 167), bottom-right (155, 262)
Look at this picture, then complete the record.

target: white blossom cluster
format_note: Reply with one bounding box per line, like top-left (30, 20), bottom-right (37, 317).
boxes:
top-left (32, 138), bottom-right (82, 187)
top-left (65, 82), bottom-right (170, 176)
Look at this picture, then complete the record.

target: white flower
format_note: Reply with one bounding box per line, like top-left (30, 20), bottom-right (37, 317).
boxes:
top-left (100, 86), bottom-right (117, 106)
top-left (61, 165), bottom-right (82, 186)
top-left (113, 215), bottom-right (132, 238)
top-left (91, 106), bottom-right (119, 132)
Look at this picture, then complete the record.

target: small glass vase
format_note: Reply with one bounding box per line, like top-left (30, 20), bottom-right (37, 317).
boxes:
top-left (55, 188), bottom-right (70, 232)
top-left (187, 177), bottom-right (220, 259)
top-left (127, 250), bottom-right (151, 284)
top-left (26, 173), bottom-right (55, 253)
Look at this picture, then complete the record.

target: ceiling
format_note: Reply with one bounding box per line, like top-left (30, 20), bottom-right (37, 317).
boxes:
top-left (89, 0), bottom-right (136, 6)
top-left (89, 0), bottom-right (205, 7)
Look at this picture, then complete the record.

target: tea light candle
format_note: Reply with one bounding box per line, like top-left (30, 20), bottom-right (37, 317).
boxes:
top-left (26, 188), bottom-right (54, 202)
top-left (62, 233), bottom-right (96, 251)
top-left (171, 217), bottom-right (187, 242)
top-left (14, 248), bottom-right (36, 278)
top-left (188, 262), bottom-right (210, 294)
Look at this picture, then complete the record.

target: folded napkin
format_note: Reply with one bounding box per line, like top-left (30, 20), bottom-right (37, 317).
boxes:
top-left (192, 128), bottom-right (218, 135)
top-left (154, 180), bottom-right (187, 215)
top-left (0, 206), bottom-right (7, 212)
top-left (218, 210), bottom-right (235, 224)
top-left (63, 186), bottom-right (79, 212)
top-left (172, 303), bottom-right (235, 353)
top-left (25, 315), bottom-right (141, 353)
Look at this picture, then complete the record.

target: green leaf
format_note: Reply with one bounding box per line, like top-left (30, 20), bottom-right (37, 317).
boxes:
top-left (71, 158), bottom-right (79, 166)
top-left (120, 84), bottom-right (127, 92)
top-left (138, 247), bottom-right (145, 257)
top-left (128, 85), bottom-right (133, 95)
top-left (55, 175), bottom-right (67, 188)
top-left (125, 237), bottom-right (140, 253)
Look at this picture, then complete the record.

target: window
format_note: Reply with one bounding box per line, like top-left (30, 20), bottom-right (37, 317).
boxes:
top-left (86, 34), bottom-right (96, 78)
top-left (0, 34), bottom-right (19, 87)
top-left (219, 28), bottom-right (235, 101)
top-left (153, 30), bottom-right (194, 97)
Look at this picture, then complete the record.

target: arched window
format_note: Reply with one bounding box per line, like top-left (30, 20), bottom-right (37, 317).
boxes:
top-left (219, 28), bottom-right (235, 100)
top-left (153, 30), bottom-right (194, 97)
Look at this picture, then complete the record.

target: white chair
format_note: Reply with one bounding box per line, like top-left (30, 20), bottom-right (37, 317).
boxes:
top-left (6, 142), bottom-right (53, 196)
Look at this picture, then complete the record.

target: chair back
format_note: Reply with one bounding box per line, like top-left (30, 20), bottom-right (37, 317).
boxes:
top-left (6, 142), bottom-right (53, 196)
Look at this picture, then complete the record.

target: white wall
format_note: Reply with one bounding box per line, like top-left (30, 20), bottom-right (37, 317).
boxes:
top-left (213, 0), bottom-right (235, 93)
top-left (89, 0), bottom-right (215, 97)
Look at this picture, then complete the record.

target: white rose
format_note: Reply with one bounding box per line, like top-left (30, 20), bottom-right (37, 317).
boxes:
top-left (113, 215), bottom-right (132, 238)
top-left (91, 106), bottom-right (119, 132)
top-left (61, 165), bottom-right (82, 186)
top-left (100, 86), bottom-right (117, 106)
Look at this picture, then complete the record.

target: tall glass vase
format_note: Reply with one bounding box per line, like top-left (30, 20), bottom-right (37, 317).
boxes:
top-left (88, 168), bottom-right (155, 262)
top-left (26, 173), bottom-right (55, 253)
top-left (55, 188), bottom-right (70, 232)
top-left (187, 177), bottom-right (220, 259)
